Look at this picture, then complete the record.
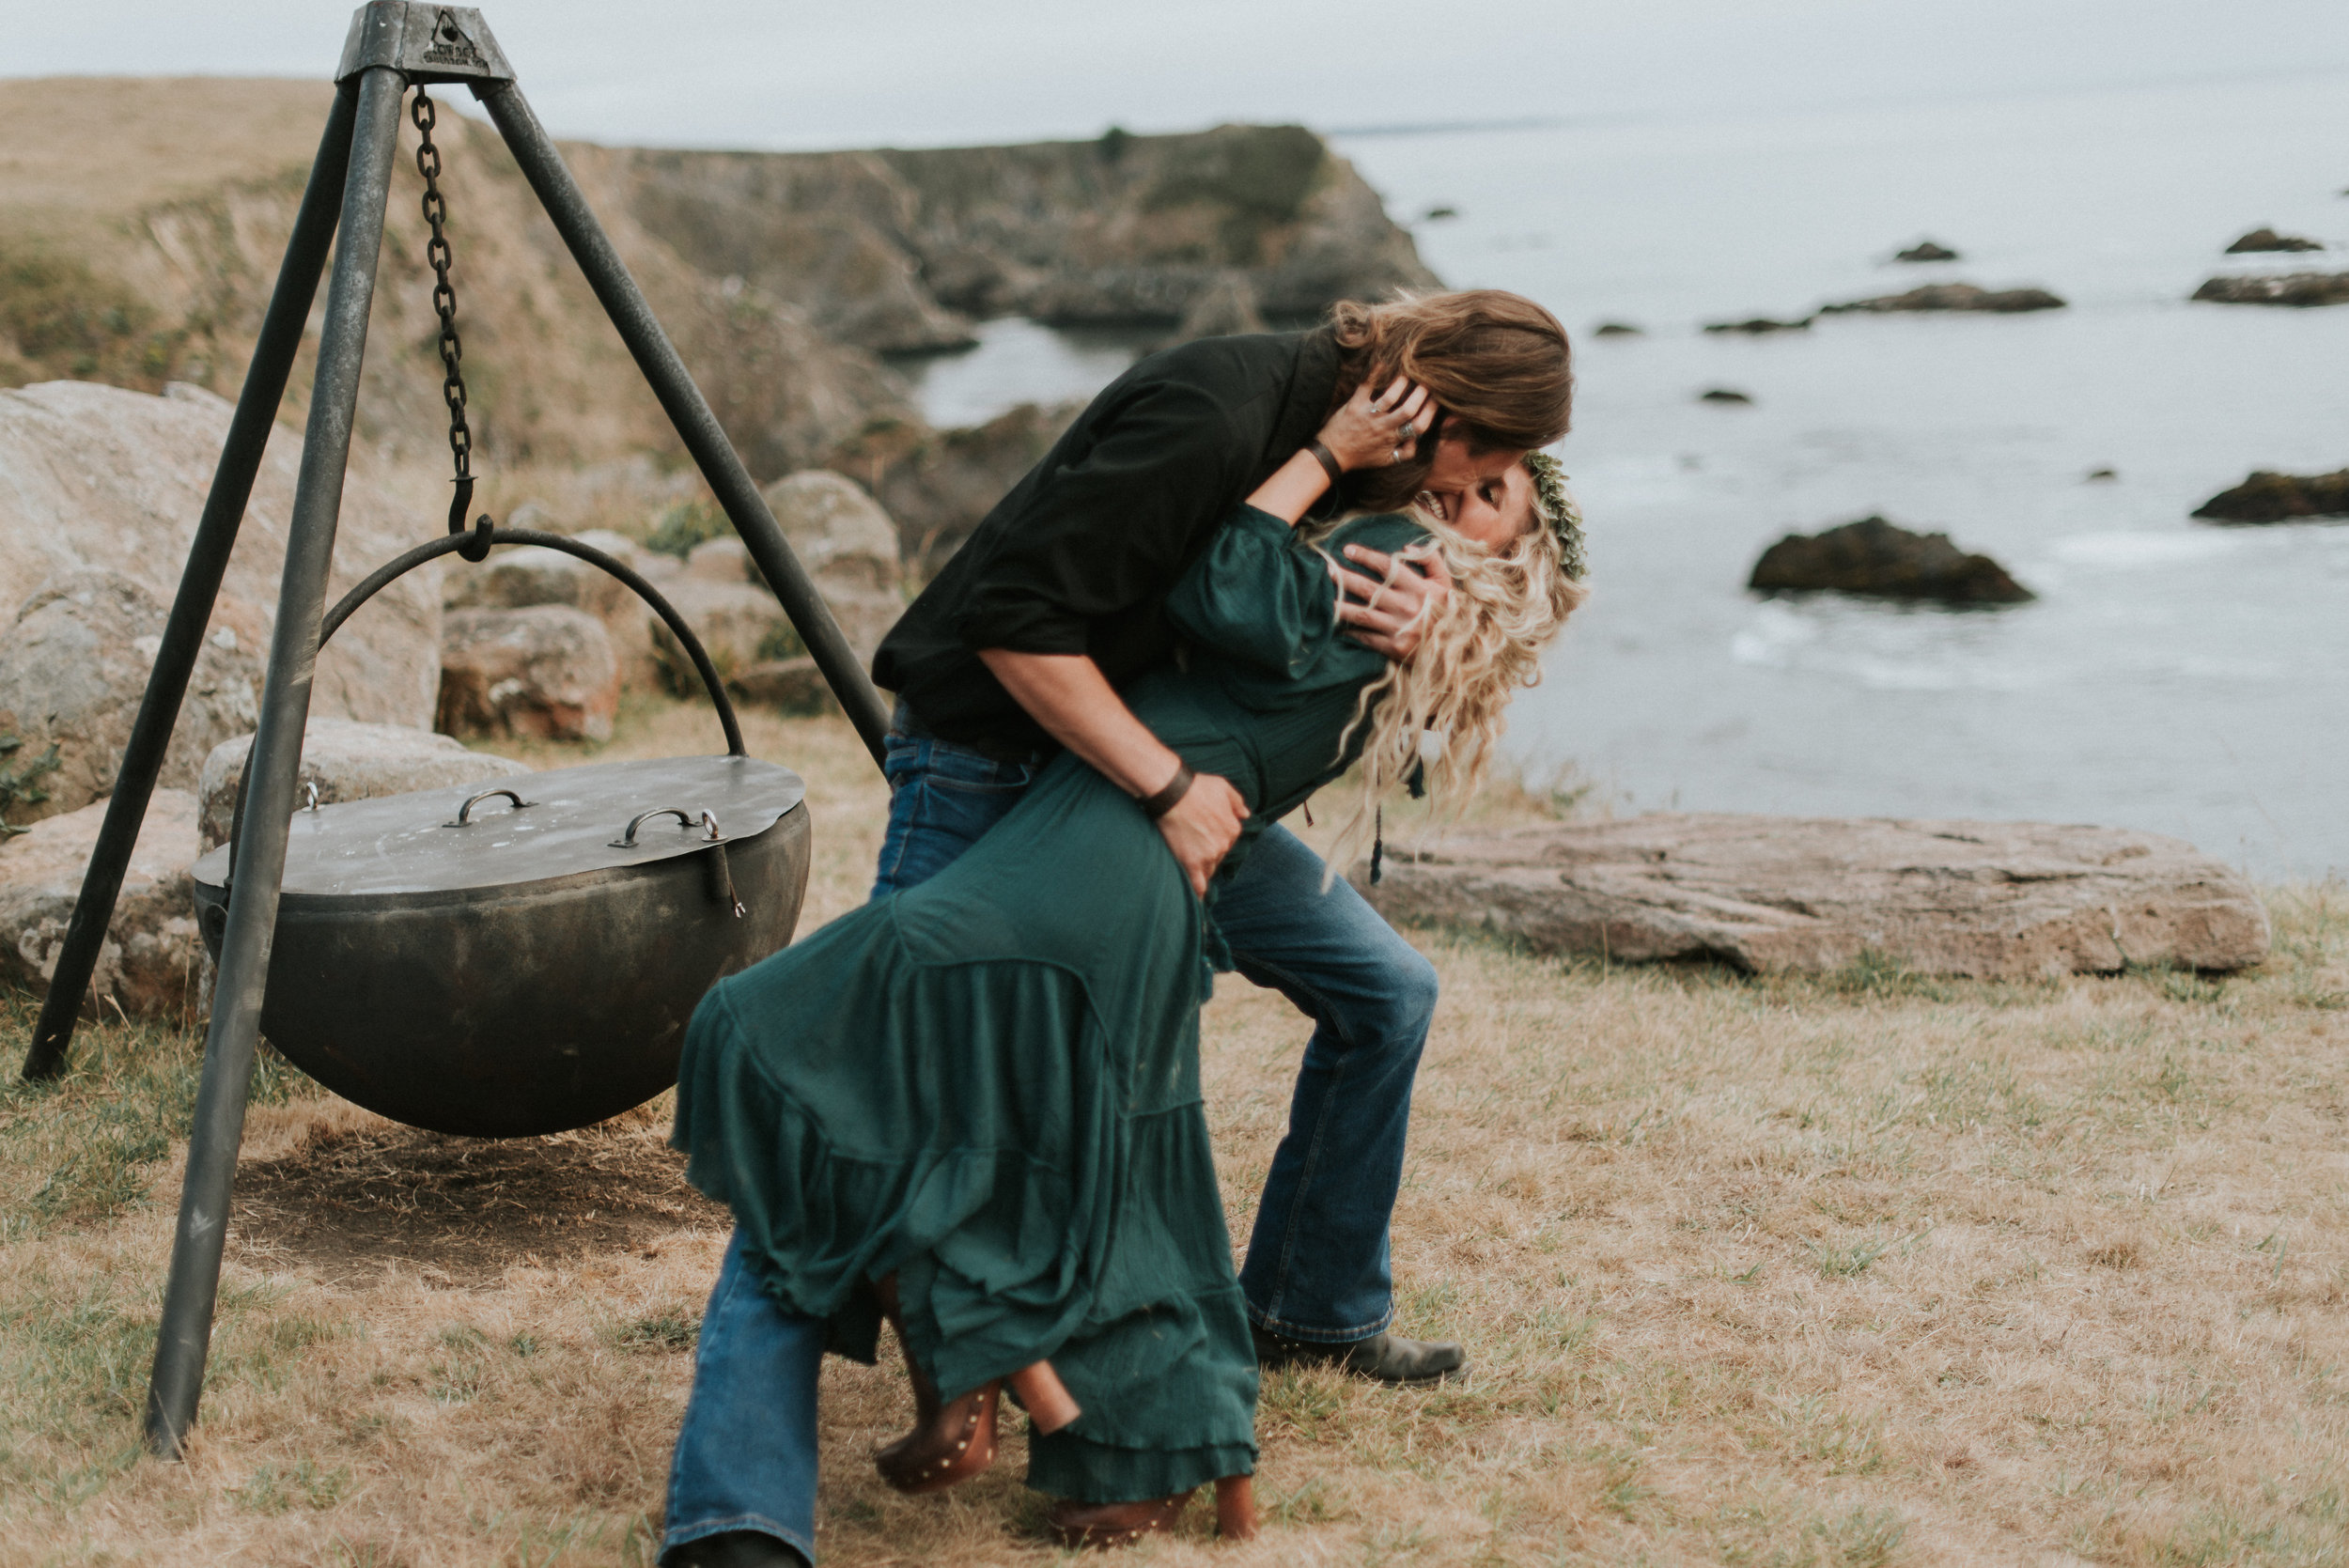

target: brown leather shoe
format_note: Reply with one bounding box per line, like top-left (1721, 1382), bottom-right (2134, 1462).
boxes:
top-left (873, 1272), bottom-right (1001, 1494)
top-left (1046, 1490), bottom-right (1193, 1549)
top-left (1046, 1476), bottom-right (1256, 1548)
top-left (877, 1378), bottom-right (1000, 1494)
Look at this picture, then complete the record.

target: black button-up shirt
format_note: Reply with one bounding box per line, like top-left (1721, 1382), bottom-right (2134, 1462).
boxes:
top-left (873, 328), bottom-right (1343, 757)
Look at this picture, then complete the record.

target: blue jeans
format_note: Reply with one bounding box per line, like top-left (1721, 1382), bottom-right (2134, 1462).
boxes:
top-left (661, 1232), bottom-right (822, 1565)
top-left (661, 720), bottom-right (1437, 1555)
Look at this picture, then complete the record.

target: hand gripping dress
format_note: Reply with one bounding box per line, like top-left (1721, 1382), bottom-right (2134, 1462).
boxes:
top-left (672, 505), bottom-right (1424, 1503)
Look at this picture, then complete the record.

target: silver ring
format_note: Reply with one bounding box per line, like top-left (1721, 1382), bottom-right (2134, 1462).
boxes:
top-left (1397, 420), bottom-right (1416, 443)
top-left (1391, 444), bottom-right (1408, 465)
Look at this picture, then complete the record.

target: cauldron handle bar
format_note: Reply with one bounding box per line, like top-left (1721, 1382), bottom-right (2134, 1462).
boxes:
top-left (450, 787), bottom-right (534, 827)
top-left (612, 805), bottom-right (723, 848)
top-left (317, 526), bottom-right (748, 757)
top-left (227, 527), bottom-right (752, 873)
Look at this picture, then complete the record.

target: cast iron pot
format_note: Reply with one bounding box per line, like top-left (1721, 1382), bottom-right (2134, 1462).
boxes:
top-left (191, 526), bottom-right (812, 1137)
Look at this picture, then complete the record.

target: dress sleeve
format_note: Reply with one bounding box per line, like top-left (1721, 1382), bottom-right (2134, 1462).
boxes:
top-left (1162, 505), bottom-right (1346, 676)
top-left (950, 379), bottom-right (1251, 656)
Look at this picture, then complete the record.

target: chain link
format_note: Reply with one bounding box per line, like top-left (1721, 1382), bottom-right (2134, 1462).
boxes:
top-left (412, 90), bottom-right (487, 553)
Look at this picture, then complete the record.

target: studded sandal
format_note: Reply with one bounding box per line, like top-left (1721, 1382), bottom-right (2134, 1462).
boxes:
top-left (1044, 1474), bottom-right (1257, 1548)
top-left (872, 1274), bottom-right (1082, 1496)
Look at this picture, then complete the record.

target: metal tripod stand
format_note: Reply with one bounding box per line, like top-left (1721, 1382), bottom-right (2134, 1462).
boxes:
top-left (13, 1), bottom-right (894, 1457)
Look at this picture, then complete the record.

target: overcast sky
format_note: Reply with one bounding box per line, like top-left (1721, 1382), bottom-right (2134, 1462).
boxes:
top-left (11, 0), bottom-right (2349, 149)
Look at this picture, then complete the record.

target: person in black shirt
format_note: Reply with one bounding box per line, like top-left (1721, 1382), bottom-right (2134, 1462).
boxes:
top-left (661, 291), bottom-right (1573, 1568)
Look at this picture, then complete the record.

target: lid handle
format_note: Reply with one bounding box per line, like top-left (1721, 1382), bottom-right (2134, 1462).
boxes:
top-left (448, 787), bottom-right (534, 827)
top-left (613, 806), bottom-right (724, 848)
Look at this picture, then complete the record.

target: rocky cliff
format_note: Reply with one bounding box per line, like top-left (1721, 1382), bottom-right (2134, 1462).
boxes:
top-left (0, 78), bottom-right (1435, 499)
top-left (606, 123), bottom-right (1437, 352)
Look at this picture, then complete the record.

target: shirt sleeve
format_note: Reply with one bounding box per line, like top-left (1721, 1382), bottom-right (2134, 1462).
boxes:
top-left (1162, 505), bottom-right (1345, 676)
top-left (950, 380), bottom-right (1252, 656)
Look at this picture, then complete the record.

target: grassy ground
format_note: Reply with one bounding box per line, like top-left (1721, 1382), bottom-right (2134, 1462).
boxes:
top-left (3, 702), bottom-right (2344, 1566)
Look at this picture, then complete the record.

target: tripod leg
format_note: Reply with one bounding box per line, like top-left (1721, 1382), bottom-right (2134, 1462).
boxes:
top-left (471, 80), bottom-right (895, 771)
top-left (17, 84), bottom-right (360, 1084)
top-left (143, 63), bottom-right (410, 1461)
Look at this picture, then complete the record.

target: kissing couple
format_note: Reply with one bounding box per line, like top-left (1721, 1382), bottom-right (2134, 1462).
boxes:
top-left (660, 288), bottom-right (1586, 1562)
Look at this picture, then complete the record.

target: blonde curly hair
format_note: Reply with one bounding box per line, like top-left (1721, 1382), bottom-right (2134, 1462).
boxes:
top-left (1302, 459), bottom-right (1588, 881)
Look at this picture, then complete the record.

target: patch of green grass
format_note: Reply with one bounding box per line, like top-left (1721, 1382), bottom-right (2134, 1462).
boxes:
top-left (234, 1456), bottom-right (351, 1514)
top-left (1, 999), bottom-right (203, 1233)
top-left (1811, 1228), bottom-right (1926, 1281)
top-left (614, 1308), bottom-right (699, 1354)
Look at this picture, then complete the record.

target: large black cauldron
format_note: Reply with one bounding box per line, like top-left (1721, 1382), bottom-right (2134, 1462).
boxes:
top-left (192, 753), bottom-right (808, 1136)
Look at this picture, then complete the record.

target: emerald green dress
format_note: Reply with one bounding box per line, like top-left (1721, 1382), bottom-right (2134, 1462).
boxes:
top-left (673, 505), bottom-right (1424, 1502)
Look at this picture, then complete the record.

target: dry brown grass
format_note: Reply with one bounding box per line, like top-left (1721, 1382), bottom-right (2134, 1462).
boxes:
top-left (4, 702), bottom-right (2345, 1566)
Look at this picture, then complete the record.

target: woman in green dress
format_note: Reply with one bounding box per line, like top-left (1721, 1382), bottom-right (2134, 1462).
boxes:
top-left (670, 442), bottom-right (1586, 1547)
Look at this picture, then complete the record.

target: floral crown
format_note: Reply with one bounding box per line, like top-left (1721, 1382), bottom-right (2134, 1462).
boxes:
top-left (1522, 450), bottom-right (1587, 580)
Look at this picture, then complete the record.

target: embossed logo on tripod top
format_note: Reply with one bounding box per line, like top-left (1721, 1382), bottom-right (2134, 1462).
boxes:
top-left (421, 8), bottom-right (486, 69)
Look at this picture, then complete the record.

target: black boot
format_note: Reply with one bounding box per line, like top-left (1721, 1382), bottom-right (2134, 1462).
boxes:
top-left (1252, 1325), bottom-right (1468, 1387)
top-left (662, 1530), bottom-right (808, 1568)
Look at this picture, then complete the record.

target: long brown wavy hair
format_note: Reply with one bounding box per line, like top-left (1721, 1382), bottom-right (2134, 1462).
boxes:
top-left (1330, 289), bottom-right (1575, 510)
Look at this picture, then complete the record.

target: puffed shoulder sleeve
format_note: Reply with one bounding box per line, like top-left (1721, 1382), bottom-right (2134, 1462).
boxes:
top-left (1163, 505), bottom-right (1345, 676)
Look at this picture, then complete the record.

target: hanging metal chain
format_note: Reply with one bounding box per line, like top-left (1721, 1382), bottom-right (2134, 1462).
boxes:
top-left (412, 89), bottom-right (492, 560)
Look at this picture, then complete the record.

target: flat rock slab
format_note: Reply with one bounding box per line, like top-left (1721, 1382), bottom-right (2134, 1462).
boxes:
top-left (1357, 815), bottom-right (2271, 978)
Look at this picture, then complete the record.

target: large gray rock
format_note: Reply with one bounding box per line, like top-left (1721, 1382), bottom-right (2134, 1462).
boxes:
top-left (441, 529), bottom-right (660, 690)
top-left (648, 579), bottom-right (797, 693)
top-left (437, 607), bottom-right (620, 742)
top-left (441, 535), bottom-right (640, 619)
top-left (0, 381), bottom-right (443, 817)
top-left (0, 571), bottom-right (259, 827)
top-left (729, 656), bottom-right (833, 716)
top-left (826, 401), bottom-right (1078, 578)
top-left (1357, 815), bottom-right (2272, 978)
top-left (686, 536), bottom-right (755, 582)
top-left (0, 788), bottom-right (201, 1019)
top-left (196, 719), bottom-right (531, 854)
top-left (760, 469), bottom-right (904, 662)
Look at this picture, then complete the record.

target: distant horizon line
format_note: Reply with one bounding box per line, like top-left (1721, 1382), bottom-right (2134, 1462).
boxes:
top-left (2, 56), bottom-right (2342, 158)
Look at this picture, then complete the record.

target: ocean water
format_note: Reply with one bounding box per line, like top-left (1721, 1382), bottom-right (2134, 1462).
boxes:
top-left (899, 72), bottom-right (2349, 877)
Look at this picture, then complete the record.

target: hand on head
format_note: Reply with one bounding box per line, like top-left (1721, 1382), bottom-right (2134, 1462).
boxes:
top-left (1316, 377), bottom-right (1437, 473)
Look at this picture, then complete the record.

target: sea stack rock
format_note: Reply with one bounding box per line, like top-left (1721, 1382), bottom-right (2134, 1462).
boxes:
top-left (1700, 388), bottom-right (1754, 405)
top-left (1820, 283), bottom-right (2065, 315)
top-left (2225, 227), bottom-right (2324, 254)
top-left (1894, 240), bottom-right (1961, 262)
top-left (1749, 517), bottom-right (2034, 605)
top-left (2190, 272), bottom-right (2349, 307)
top-left (2190, 469), bottom-right (2349, 524)
top-left (1703, 316), bottom-right (1812, 334)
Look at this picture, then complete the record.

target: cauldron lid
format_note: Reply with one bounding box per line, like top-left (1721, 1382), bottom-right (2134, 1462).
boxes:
top-left (191, 753), bottom-right (804, 898)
